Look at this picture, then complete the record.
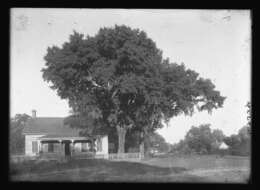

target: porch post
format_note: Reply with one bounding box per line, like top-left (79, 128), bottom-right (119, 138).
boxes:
top-left (39, 140), bottom-right (42, 156)
top-left (59, 139), bottom-right (63, 155)
top-left (92, 138), bottom-right (96, 154)
top-left (71, 139), bottom-right (74, 156)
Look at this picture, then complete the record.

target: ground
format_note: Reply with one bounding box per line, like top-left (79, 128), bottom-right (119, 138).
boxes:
top-left (10, 155), bottom-right (250, 183)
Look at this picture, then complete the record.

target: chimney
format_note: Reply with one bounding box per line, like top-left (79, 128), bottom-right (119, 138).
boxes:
top-left (32, 110), bottom-right (36, 118)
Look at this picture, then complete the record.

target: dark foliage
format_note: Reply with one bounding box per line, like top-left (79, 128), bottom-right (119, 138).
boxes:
top-left (172, 101), bottom-right (251, 156)
top-left (224, 126), bottom-right (251, 156)
top-left (171, 124), bottom-right (227, 155)
top-left (42, 25), bottom-right (225, 153)
top-left (10, 114), bottom-right (31, 154)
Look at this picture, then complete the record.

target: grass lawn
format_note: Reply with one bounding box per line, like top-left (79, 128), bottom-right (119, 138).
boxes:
top-left (10, 155), bottom-right (250, 183)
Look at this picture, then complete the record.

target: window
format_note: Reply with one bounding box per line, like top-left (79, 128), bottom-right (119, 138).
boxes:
top-left (48, 143), bottom-right (54, 152)
top-left (32, 141), bottom-right (38, 153)
top-left (97, 138), bottom-right (102, 152)
top-left (81, 142), bottom-right (88, 152)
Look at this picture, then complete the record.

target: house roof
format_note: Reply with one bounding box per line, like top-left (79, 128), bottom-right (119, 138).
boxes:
top-left (23, 117), bottom-right (81, 137)
top-left (39, 135), bottom-right (93, 141)
top-left (219, 142), bottom-right (229, 149)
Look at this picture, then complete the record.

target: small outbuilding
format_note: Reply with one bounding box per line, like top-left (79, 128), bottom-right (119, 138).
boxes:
top-left (219, 142), bottom-right (229, 150)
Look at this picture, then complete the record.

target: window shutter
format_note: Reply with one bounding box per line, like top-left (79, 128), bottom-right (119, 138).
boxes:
top-left (48, 143), bottom-right (54, 152)
top-left (81, 143), bottom-right (88, 152)
top-left (97, 138), bottom-right (102, 152)
top-left (100, 139), bottom-right (102, 151)
top-left (32, 141), bottom-right (38, 153)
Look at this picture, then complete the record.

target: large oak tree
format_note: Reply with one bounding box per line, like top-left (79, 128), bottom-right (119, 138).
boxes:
top-left (42, 25), bottom-right (225, 153)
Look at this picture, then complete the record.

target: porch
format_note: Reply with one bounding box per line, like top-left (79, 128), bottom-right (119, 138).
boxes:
top-left (37, 136), bottom-right (96, 159)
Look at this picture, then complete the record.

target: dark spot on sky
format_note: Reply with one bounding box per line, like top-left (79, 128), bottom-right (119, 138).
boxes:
top-left (222, 16), bottom-right (231, 21)
top-left (15, 14), bottom-right (28, 31)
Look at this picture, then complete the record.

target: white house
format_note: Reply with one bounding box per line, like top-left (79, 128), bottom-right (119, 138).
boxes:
top-left (219, 142), bottom-right (229, 150)
top-left (22, 110), bottom-right (109, 159)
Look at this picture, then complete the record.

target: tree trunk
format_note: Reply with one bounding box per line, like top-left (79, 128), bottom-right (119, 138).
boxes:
top-left (116, 125), bottom-right (127, 154)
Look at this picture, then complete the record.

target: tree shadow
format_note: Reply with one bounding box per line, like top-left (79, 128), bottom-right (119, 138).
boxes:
top-left (104, 160), bottom-right (187, 176)
top-left (10, 158), bottom-right (188, 179)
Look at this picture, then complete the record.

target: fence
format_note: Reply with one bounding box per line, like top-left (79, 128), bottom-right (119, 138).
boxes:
top-left (10, 155), bottom-right (37, 163)
top-left (68, 152), bottom-right (141, 160)
top-left (108, 153), bottom-right (142, 160)
top-left (10, 152), bottom-right (143, 163)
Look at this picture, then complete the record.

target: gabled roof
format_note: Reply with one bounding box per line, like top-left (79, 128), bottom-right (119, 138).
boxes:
top-left (23, 117), bottom-right (80, 137)
top-left (219, 142), bottom-right (229, 149)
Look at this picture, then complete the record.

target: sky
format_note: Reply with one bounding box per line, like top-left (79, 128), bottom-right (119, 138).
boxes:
top-left (10, 9), bottom-right (251, 144)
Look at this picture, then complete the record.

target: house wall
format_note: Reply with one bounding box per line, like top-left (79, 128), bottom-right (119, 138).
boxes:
top-left (25, 134), bottom-right (45, 156)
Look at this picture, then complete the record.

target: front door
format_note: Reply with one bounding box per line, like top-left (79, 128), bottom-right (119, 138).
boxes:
top-left (64, 142), bottom-right (71, 156)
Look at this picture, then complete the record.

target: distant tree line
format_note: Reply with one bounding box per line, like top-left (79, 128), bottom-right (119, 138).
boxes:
top-left (224, 102), bottom-right (251, 156)
top-left (170, 102), bottom-right (251, 156)
top-left (224, 126), bottom-right (250, 156)
top-left (170, 124), bottom-right (225, 155)
top-left (170, 124), bottom-right (250, 156)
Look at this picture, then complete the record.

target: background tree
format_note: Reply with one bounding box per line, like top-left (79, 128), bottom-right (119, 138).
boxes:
top-left (224, 134), bottom-right (241, 155)
top-left (212, 129), bottom-right (225, 143)
top-left (223, 102), bottom-right (251, 156)
top-left (171, 139), bottom-right (193, 155)
top-left (238, 126), bottom-right (251, 156)
top-left (223, 128), bottom-right (250, 156)
top-left (238, 126), bottom-right (250, 140)
top-left (211, 129), bottom-right (225, 152)
top-left (185, 124), bottom-right (213, 154)
top-left (171, 125), bottom-right (226, 155)
top-left (10, 114), bottom-right (31, 154)
top-left (42, 25), bottom-right (225, 153)
top-left (143, 132), bottom-right (170, 154)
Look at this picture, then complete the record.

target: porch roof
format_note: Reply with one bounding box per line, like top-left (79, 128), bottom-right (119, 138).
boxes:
top-left (39, 135), bottom-right (93, 141)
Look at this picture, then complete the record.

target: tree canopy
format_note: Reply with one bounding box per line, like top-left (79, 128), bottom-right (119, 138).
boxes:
top-left (185, 124), bottom-right (213, 154)
top-left (171, 124), bottom-right (227, 154)
top-left (223, 103), bottom-right (251, 156)
top-left (212, 129), bottom-right (225, 144)
top-left (42, 25), bottom-right (225, 153)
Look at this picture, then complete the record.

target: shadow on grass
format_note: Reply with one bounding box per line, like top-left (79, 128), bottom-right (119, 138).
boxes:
top-left (10, 158), bottom-right (187, 178)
